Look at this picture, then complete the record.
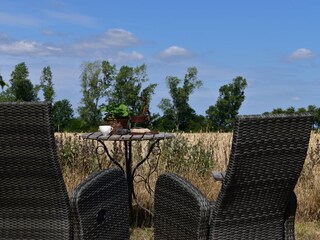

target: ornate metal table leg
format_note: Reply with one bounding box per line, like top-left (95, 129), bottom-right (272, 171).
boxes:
top-left (124, 141), bottom-right (133, 223)
top-left (131, 140), bottom-right (161, 217)
top-left (94, 138), bottom-right (163, 224)
top-left (97, 140), bottom-right (124, 172)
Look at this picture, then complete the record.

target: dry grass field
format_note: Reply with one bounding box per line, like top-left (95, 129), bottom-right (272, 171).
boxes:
top-left (55, 131), bottom-right (320, 239)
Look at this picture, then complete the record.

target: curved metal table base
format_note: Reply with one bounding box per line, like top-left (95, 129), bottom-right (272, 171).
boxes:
top-left (81, 132), bottom-right (174, 223)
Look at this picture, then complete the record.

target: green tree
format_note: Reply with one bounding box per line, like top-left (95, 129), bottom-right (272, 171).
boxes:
top-left (269, 107), bottom-right (296, 114)
top-left (78, 61), bottom-right (114, 127)
top-left (206, 76), bottom-right (247, 131)
top-left (266, 105), bottom-right (320, 129)
top-left (298, 105), bottom-right (320, 128)
top-left (0, 75), bottom-right (7, 90)
top-left (187, 114), bottom-right (208, 132)
top-left (0, 75), bottom-right (14, 102)
top-left (267, 108), bottom-right (285, 114)
top-left (101, 60), bottom-right (117, 100)
top-left (151, 112), bottom-right (176, 132)
top-left (158, 67), bottom-right (202, 131)
top-left (52, 99), bottom-right (74, 132)
top-left (40, 66), bottom-right (55, 102)
top-left (10, 62), bottom-right (37, 101)
top-left (286, 106), bottom-right (296, 113)
top-left (79, 61), bottom-right (157, 127)
top-left (313, 108), bottom-right (320, 129)
top-left (107, 64), bottom-right (156, 116)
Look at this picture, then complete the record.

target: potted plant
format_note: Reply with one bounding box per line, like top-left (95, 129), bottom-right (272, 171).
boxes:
top-left (101, 103), bottom-right (130, 130)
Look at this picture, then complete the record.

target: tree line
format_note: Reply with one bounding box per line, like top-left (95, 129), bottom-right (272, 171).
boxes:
top-left (0, 61), bottom-right (319, 132)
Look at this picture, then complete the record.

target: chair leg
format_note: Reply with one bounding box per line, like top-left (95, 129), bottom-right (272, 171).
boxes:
top-left (284, 192), bottom-right (297, 240)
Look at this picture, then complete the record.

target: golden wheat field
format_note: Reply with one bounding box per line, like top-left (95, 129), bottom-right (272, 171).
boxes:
top-left (55, 131), bottom-right (320, 239)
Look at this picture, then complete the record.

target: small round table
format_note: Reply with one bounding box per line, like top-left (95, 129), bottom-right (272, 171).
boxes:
top-left (81, 132), bottom-right (175, 222)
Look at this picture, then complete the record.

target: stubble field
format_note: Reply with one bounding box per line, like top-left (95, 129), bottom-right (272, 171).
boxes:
top-left (55, 131), bottom-right (320, 239)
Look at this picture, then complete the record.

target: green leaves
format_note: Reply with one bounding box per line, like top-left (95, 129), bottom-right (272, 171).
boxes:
top-left (79, 61), bottom-right (157, 128)
top-left (9, 62), bottom-right (37, 101)
top-left (0, 75), bottom-right (7, 90)
top-left (52, 99), bottom-right (74, 132)
top-left (40, 66), bottom-right (55, 102)
top-left (158, 67), bottom-right (203, 131)
top-left (101, 103), bottom-right (129, 118)
top-left (79, 61), bottom-right (105, 127)
top-left (206, 76), bottom-right (248, 131)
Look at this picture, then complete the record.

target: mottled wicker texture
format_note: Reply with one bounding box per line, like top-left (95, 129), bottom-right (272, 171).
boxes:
top-left (154, 114), bottom-right (313, 240)
top-left (154, 173), bottom-right (211, 240)
top-left (284, 192), bottom-right (297, 240)
top-left (0, 102), bottom-right (73, 239)
top-left (72, 168), bottom-right (130, 240)
top-left (0, 102), bottom-right (130, 240)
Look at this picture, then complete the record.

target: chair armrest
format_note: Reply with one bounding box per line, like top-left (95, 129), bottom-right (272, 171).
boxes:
top-left (284, 192), bottom-right (297, 240)
top-left (71, 168), bottom-right (130, 240)
top-left (154, 173), bottom-right (212, 240)
top-left (212, 171), bottom-right (226, 181)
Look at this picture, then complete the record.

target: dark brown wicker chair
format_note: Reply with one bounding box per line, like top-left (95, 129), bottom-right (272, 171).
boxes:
top-left (0, 102), bottom-right (130, 239)
top-left (154, 114), bottom-right (313, 240)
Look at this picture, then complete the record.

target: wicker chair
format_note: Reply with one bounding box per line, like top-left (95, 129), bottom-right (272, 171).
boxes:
top-left (0, 102), bottom-right (130, 239)
top-left (154, 114), bottom-right (313, 240)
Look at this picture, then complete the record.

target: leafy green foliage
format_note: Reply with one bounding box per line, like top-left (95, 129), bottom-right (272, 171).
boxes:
top-left (79, 61), bottom-right (157, 129)
top-left (101, 103), bottom-right (129, 118)
top-left (40, 66), bottom-right (55, 102)
top-left (206, 76), bottom-right (247, 131)
top-left (78, 61), bottom-right (110, 128)
top-left (106, 63), bottom-right (157, 116)
top-left (52, 99), bottom-right (74, 132)
top-left (158, 67), bottom-right (203, 131)
top-left (264, 105), bottom-right (320, 129)
top-left (0, 75), bottom-right (7, 90)
top-left (160, 133), bottom-right (213, 175)
top-left (0, 90), bottom-right (15, 102)
top-left (151, 113), bottom-right (176, 131)
top-left (6, 60), bottom-right (320, 133)
top-left (9, 62), bottom-right (38, 101)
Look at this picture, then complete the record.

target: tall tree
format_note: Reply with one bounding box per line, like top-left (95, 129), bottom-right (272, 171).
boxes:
top-left (107, 64), bottom-right (156, 116)
top-left (78, 61), bottom-right (115, 127)
top-left (158, 67), bottom-right (202, 131)
top-left (52, 99), bottom-right (74, 132)
top-left (206, 76), bottom-right (247, 131)
top-left (40, 66), bottom-right (55, 102)
top-left (10, 62), bottom-right (37, 101)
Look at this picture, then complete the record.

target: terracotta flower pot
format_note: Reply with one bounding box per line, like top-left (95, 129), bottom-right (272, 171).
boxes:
top-left (130, 115), bottom-right (147, 123)
top-left (106, 118), bottom-right (129, 132)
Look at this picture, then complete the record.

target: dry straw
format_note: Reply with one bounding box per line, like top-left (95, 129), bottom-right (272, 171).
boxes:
top-left (55, 131), bottom-right (320, 223)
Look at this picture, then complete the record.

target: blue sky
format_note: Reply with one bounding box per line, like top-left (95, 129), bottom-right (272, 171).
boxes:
top-left (0, 0), bottom-right (319, 115)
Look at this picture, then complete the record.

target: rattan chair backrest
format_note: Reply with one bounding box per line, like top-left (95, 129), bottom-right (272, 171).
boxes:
top-left (0, 102), bottom-right (72, 239)
top-left (211, 114), bottom-right (313, 239)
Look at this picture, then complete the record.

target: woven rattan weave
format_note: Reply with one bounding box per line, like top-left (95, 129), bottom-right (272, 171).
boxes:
top-left (0, 102), bottom-right (129, 239)
top-left (154, 114), bottom-right (313, 240)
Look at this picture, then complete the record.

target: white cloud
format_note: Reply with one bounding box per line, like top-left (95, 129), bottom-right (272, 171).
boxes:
top-left (0, 40), bottom-right (62, 56)
top-left (0, 29), bottom-right (142, 61)
top-left (72, 29), bottom-right (140, 55)
top-left (288, 48), bottom-right (315, 61)
top-left (158, 46), bottom-right (192, 60)
top-left (104, 29), bottom-right (140, 47)
top-left (115, 51), bottom-right (144, 63)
